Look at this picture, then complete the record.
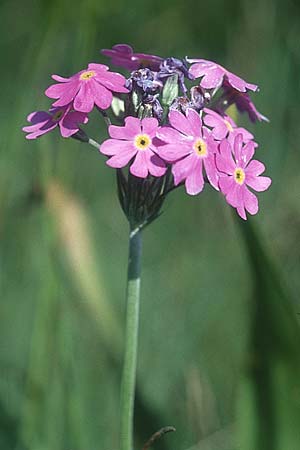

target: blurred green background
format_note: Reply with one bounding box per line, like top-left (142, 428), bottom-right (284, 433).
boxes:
top-left (1, 0), bottom-right (300, 449)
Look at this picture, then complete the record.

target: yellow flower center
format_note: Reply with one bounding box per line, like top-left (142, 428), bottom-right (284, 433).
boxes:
top-left (52, 109), bottom-right (64, 121)
top-left (234, 167), bottom-right (245, 185)
top-left (134, 134), bottom-right (151, 150)
top-left (193, 138), bottom-right (207, 157)
top-left (80, 70), bottom-right (96, 80)
top-left (224, 119), bottom-right (233, 132)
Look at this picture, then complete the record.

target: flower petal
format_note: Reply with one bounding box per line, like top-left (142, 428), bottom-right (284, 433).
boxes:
top-left (186, 108), bottom-right (202, 136)
top-left (185, 158), bottom-right (204, 195)
top-left (129, 151), bottom-right (148, 178)
top-left (157, 143), bottom-right (191, 162)
top-left (100, 139), bottom-right (134, 156)
top-left (106, 147), bottom-right (137, 168)
top-left (172, 153), bottom-right (196, 185)
top-left (219, 174), bottom-right (235, 195)
top-left (90, 80), bottom-right (113, 110)
top-left (239, 140), bottom-right (256, 167)
top-left (148, 152), bottom-right (167, 177)
top-left (141, 117), bottom-right (159, 136)
top-left (204, 154), bottom-right (219, 190)
top-left (216, 139), bottom-right (235, 174)
top-left (169, 110), bottom-right (195, 136)
top-left (73, 82), bottom-right (95, 112)
top-left (246, 175), bottom-right (271, 192)
top-left (246, 160), bottom-right (266, 176)
top-left (156, 126), bottom-right (188, 144)
top-left (243, 186), bottom-right (258, 215)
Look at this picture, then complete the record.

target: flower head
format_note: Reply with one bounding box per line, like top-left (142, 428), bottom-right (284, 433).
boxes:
top-left (126, 68), bottom-right (163, 94)
top-left (101, 44), bottom-right (163, 71)
top-left (45, 63), bottom-right (128, 113)
top-left (157, 109), bottom-right (219, 195)
top-left (216, 134), bottom-right (271, 219)
top-left (203, 108), bottom-right (255, 143)
top-left (187, 58), bottom-right (258, 93)
top-left (100, 117), bottom-right (167, 178)
top-left (22, 104), bottom-right (88, 139)
top-left (221, 82), bottom-right (269, 122)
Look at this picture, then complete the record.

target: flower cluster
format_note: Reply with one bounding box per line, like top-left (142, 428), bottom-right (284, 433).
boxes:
top-left (23, 44), bottom-right (271, 221)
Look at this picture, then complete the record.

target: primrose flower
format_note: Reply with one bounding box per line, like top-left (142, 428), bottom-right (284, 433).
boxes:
top-left (100, 117), bottom-right (167, 178)
top-left (101, 44), bottom-right (162, 71)
top-left (216, 134), bottom-right (271, 220)
top-left (22, 104), bottom-right (88, 139)
top-left (157, 109), bottom-right (219, 195)
top-left (221, 82), bottom-right (268, 122)
top-left (203, 108), bottom-right (254, 143)
top-left (45, 63), bottom-right (128, 113)
top-left (187, 58), bottom-right (258, 93)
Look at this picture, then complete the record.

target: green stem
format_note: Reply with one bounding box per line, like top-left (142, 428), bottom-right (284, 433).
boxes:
top-left (120, 228), bottom-right (143, 450)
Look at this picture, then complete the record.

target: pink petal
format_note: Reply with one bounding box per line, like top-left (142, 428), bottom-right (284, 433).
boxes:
top-left (233, 133), bottom-right (243, 162)
top-left (203, 111), bottom-right (228, 140)
top-left (246, 175), bottom-right (271, 192)
top-left (109, 125), bottom-right (129, 140)
top-left (130, 151), bottom-right (148, 178)
top-left (23, 120), bottom-right (49, 133)
top-left (51, 81), bottom-right (80, 107)
top-left (185, 158), bottom-right (204, 195)
top-left (100, 139), bottom-right (134, 155)
top-left (24, 122), bottom-right (57, 139)
top-left (216, 140), bottom-right (235, 174)
top-left (169, 110), bottom-right (195, 136)
top-left (90, 80), bottom-right (113, 110)
top-left (107, 147), bottom-right (137, 168)
top-left (52, 74), bottom-right (72, 82)
top-left (59, 111), bottom-right (87, 137)
top-left (27, 111), bottom-right (51, 123)
top-left (188, 60), bottom-right (215, 77)
top-left (246, 160), bottom-right (266, 176)
top-left (156, 126), bottom-right (188, 144)
top-left (73, 82), bottom-right (95, 112)
top-left (227, 71), bottom-right (258, 92)
top-left (200, 67), bottom-right (224, 89)
top-left (243, 186), bottom-right (258, 215)
top-left (236, 204), bottom-right (247, 220)
top-left (172, 153), bottom-right (196, 185)
top-left (141, 117), bottom-right (159, 136)
top-left (122, 117), bottom-right (142, 138)
top-left (233, 127), bottom-right (254, 143)
top-left (157, 143), bottom-right (191, 162)
top-left (239, 141), bottom-right (256, 167)
top-left (226, 72), bottom-right (248, 92)
top-left (88, 63), bottom-right (109, 72)
top-left (147, 152), bottom-right (167, 177)
top-left (186, 108), bottom-right (202, 136)
top-left (109, 117), bottom-right (141, 140)
top-left (203, 154), bottom-right (219, 190)
top-left (219, 174), bottom-right (235, 195)
top-left (226, 183), bottom-right (240, 207)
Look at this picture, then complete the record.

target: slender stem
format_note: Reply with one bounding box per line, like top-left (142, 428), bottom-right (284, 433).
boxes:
top-left (88, 138), bottom-right (101, 150)
top-left (120, 228), bottom-right (143, 450)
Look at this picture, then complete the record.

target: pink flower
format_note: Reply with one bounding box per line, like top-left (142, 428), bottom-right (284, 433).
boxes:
top-left (156, 109), bottom-right (219, 195)
top-left (45, 63), bottom-right (128, 113)
top-left (222, 82), bottom-right (269, 123)
top-left (203, 108), bottom-right (255, 143)
top-left (101, 44), bottom-right (162, 71)
top-left (187, 58), bottom-right (258, 93)
top-left (22, 104), bottom-right (88, 139)
top-left (100, 117), bottom-right (167, 178)
top-left (216, 134), bottom-right (271, 220)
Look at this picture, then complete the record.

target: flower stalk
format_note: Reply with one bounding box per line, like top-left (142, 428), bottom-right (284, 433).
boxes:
top-left (120, 228), bottom-right (142, 450)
